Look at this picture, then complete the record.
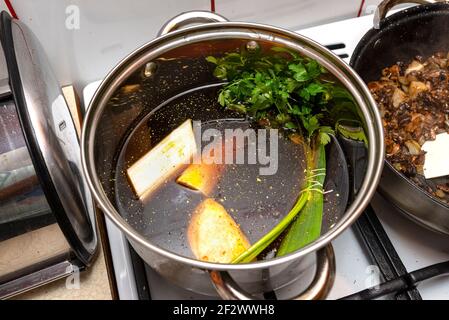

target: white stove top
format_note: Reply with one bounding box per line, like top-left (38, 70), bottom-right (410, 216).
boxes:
top-left (83, 13), bottom-right (449, 300)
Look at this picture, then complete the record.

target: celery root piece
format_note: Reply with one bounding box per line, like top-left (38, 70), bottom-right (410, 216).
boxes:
top-left (127, 119), bottom-right (197, 198)
top-left (188, 199), bottom-right (250, 263)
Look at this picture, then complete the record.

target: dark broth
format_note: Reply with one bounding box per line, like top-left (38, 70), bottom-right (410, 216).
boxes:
top-left (114, 84), bottom-right (306, 259)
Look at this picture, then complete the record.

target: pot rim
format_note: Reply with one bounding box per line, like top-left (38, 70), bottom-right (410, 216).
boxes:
top-left (81, 21), bottom-right (385, 271)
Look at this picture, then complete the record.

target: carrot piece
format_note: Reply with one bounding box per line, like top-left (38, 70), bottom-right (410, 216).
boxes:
top-left (176, 163), bottom-right (224, 195)
top-left (176, 135), bottom-right (226, 195)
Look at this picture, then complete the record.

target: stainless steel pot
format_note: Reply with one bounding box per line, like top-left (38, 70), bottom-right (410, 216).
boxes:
top-left (81, 11), bottom-right (384, 299)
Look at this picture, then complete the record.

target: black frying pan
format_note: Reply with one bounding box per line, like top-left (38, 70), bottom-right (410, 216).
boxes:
top-left (350, 0), bottom-right (449, 234)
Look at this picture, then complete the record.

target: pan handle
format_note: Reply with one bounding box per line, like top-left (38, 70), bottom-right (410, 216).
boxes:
top-left (374, 0), bottom-right (443, 29)
top-left (158, 10), bottom-right (229, 36)
top-left (209, 245), bottom-right (335, 300)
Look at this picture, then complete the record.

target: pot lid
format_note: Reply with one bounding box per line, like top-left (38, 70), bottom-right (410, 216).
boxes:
top-left (0, 11), bottom-right (97, 265)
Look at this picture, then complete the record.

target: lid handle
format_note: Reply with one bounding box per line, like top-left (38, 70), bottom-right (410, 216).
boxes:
top-left (158, 10), bottom-right (229, 36)
top-left (374, 0), bottom-right (443, 29)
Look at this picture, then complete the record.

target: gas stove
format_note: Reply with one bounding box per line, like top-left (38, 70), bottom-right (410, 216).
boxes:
top-left (83, 13), bottom-right (449, 300)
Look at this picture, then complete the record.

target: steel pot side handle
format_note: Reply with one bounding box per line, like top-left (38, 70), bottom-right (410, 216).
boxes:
top-left (374, 0), bottom-right (445, 29)
top-left (209, 245), bottom-right (336, 300)
top-left (157, 10), bottom-right (229, 36)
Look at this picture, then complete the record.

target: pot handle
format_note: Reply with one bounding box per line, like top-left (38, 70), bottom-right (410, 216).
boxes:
top-left (209, 244), bottom-right (335, 300)
top-left (158, 10), bottom-right (229, 36)
top-left (373, 0), bottom-right (444, 29)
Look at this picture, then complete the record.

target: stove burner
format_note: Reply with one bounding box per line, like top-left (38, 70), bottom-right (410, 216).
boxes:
top-left (353, 205), bottom-right (421, 300)
top-left (90, 13), bottom-right (449, 300)
top-left (127, 198), bottom-right (449, 300)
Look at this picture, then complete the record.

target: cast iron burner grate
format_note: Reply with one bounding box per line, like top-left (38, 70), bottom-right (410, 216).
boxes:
top-left (346, 204), bottom-right (422, 300)
top-left (340, 201), bottom-right (449, 300)
top-left (126, 195), bottom-right (449, 300)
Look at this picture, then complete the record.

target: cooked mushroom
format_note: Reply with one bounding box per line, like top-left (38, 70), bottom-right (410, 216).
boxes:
top-left (392, 88), bottom-right (407, 108)
top-left (408, 81), bottom-right (428, 99)
top-left (404, 139), bottom-right (421, 155)
top-left (405, 60), bottom-right (424, 75)
top-left (368, 53), bottom-right (449, 203)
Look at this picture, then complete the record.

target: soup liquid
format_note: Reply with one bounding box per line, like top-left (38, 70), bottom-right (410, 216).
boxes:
top-left (114, 85), bottom-right (306, 259)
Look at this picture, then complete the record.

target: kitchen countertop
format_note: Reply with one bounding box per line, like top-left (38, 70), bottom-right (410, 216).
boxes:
top-left (13, 243), bottom-right (113, 300)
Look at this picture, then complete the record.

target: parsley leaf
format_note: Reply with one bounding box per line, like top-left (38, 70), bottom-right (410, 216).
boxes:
top-left (205, 47), bottom-right (356, 144)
